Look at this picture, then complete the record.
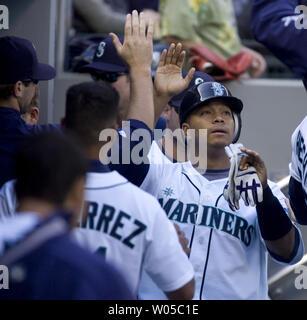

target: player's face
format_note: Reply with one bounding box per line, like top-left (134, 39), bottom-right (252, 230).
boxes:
top-left (18, 82), bottom-right (37, 114)
top-left (184, 100), bottom-right (235, 148)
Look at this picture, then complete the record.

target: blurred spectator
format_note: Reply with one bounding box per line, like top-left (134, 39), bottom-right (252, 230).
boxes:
top-left (232, 0), bottom-right (254, 40)
top-left (73, 0), bottom-right (160, 38)
top-left (159, 0), bottom-right (266, 79)
top-left (251, 0), bottom-right (307, 85)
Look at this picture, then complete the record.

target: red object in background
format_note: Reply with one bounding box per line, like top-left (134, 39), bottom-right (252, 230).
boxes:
top-left (189, 45), bottom-right (253, 80)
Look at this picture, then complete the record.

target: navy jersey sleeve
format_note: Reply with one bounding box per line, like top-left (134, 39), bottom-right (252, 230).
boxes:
top-left (28, 123), bottom-right (61, 134)
top-left (251, 0), bottom-right (307, 79)
top-left (109, 119), bottom-right (153, 187)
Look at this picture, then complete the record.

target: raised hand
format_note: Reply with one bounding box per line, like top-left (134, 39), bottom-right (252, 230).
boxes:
top-left (154, 43), bottom-right (195, 98)
top-left (110, 10), bottom-right (153, 73)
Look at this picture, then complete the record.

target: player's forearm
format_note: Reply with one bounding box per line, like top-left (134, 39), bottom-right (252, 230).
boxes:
top-left (256, 186), bottom-right (296, 260)
top-left (165, 278), bottom-right (195, 300)
top-left (153, 91), bottom-right (172, 127)
top-left (265, 227), bottom-right (296, 261)
top-left (127, 67), bottom-right (155, 131)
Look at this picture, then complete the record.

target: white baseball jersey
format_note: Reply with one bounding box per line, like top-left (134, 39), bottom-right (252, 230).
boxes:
top-left (290, 115), bottom-right (307, 200)
top-left (0, 172), bottom-right (194, 298)
top-left (70, 168), bottom-right (194, 297)
top-left (138, 141), bottom-right (304, 300)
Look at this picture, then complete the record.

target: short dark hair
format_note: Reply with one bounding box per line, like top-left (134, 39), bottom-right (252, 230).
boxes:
top-left (0, 84), bottom-right (14, 100)
top-left (65, 81), bottom-right (119, 146)
top-left (15, 132), bottom-right (87, 205)
top-left (0, 81), bottom-right (34, 101)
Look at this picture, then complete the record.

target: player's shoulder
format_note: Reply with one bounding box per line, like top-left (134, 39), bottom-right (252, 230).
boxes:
top-left (292, 116), bottom-right (307, 140)
top-left (87, 169), bottom-right (162, 205)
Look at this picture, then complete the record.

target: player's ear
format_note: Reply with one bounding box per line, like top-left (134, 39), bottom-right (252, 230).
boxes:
top-left (12, 81), bottom-right (24, 98)
top-left (181, 122), bottom-right (190, 138)
top-left (28, 107), bottom-right (39, 125)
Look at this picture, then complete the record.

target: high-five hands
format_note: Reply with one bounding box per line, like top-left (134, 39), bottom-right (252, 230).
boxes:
top-left (110, 10), bottom-right (153, 73)
top-left (154, 43), bottom-right (195, 98)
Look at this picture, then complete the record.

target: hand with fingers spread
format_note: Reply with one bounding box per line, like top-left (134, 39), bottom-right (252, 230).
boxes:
top-left (110, 10), bottom-right (155, 130)
top-left (110, 10), bottom-right (153, 73)
top-left (154, 43), bottom-right (195, 98)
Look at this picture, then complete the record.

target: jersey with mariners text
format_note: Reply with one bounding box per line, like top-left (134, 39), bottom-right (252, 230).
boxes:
top-left (139, 141), bottom-right (304, 300)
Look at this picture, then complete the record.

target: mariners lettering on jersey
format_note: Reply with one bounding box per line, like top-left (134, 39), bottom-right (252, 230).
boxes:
top-left (80, 201), bottom-right (147, 249)
top-left (296, 130), bottom-right (307, 185)
top-left (159, 198), bottom-right (255, 246)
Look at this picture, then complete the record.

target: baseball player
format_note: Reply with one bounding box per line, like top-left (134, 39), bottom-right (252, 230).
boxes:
top-left (158, 70), bottom-right (214, 163)
top-left (80, 35), bottom-right (167, 130)
top-left (251, 0), bottom-right (307, 223)
top-left (0, 36), bottom-right (57, 188)
top-left (0, 83), bottom-right (193, 299)
top-left (0, 14), bottom-right (195, 299)
top-left (64, 81), bottom-right (194, 299)
top-left (109, 13), bottom-right (304, 299)
top-left (0, 132), bottom-right (133, 300)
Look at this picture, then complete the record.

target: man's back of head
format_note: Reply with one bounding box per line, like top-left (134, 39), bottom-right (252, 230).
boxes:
top-left (15, 132), bottom-right (87, 219)
top-left (64, 81), bottom-right (119, 148)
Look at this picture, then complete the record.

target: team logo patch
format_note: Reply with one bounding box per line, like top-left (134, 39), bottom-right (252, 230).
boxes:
top-left (162, 187), bottom-right (174, 197)
top-left (211, 82), bottom-right (226, 97)
top-left (194, 77), bottom-right (204, 85)
top-left (96, 41), bottom-right (106, 58)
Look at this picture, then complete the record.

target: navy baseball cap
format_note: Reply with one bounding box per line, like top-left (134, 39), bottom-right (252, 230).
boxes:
top-left (169, 71), bottom-right (214, 111)
top-left (0, 36), bottom-right (56, 84)
top-left (80, 36), bottom-right (128, 74)
top-left (179, 81), bottom-right (243, 126)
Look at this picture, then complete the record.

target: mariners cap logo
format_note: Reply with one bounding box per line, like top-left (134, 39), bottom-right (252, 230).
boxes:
top-left (194, 77), bottom-right (204, 85)
top-left (96, 41), bottom-right (106, 58)
top-left (211, 82), bottom-right (226, 97)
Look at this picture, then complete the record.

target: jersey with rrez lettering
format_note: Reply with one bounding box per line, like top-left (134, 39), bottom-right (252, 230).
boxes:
top-left (138, 141), bottom-right (304, 300)
top-left (0, 170), bottom-right (194, 298)
top-left (73, 166), bottom-right (194, 297)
